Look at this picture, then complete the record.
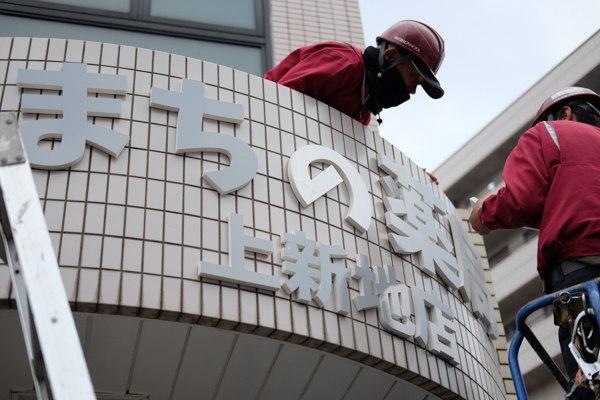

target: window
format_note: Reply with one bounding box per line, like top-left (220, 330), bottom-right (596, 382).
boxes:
top-left (0, 0), bottom-right (271, 75)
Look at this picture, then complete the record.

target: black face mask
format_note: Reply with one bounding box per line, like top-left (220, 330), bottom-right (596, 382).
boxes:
top-left (377, 59), bottom-right (411, 109)
top-left (362, 46), bottom-right (411, 120)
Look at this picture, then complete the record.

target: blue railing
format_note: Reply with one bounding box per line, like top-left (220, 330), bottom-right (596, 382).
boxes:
top-left (508, 278), bottom-right (600, 399)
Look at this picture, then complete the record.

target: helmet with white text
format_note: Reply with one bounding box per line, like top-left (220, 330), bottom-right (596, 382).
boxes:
top-left (532, 87), bottom-right (600, 127)
top-left (377, 20), bottom-right (445, 99)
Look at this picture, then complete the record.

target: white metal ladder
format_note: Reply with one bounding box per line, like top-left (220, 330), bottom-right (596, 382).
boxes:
top-left (0, 112), bottom-right (96, 400)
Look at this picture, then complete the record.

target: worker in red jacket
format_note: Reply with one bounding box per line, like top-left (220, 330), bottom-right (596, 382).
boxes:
top-left (265, 20), bottom-right (445, 126)
top-left (470, 87), bottom-right (600, 399)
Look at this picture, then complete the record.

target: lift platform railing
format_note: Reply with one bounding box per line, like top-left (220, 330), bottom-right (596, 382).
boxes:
top-left (509, 277), bottom-right (600, 400)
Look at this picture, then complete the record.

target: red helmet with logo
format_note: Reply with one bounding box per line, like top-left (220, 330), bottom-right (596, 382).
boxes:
top-left (377, 20), bottom-right (445, 99)
top-left (532, 87), bottom-right (600, 127)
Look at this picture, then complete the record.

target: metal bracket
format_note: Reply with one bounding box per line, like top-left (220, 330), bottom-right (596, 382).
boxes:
top-left (0, 113), bottom-right (25, 166)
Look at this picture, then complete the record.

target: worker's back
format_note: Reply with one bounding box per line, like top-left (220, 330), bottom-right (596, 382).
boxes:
top-left (536, 120), bottom-right (600, 270)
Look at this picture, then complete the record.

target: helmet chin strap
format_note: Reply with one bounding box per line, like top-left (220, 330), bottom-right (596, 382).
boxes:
top-left (376, 41), bottom-right (413, 77)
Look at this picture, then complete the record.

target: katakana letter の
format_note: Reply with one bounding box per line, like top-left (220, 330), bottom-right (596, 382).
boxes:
top-left (198, 213), bottom-right (280, 291)
top-left (287, 144), bottom-right (372, 233)
top-left (377, 154), bottom-right (461, 291)
top-left (150, 79), bottom-right (257, 195)
top-left (17, 63), bottom-right (128, 169)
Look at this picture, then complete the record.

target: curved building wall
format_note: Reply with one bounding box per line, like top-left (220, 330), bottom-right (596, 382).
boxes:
top-left (0, 37), bottom-right (507, 400)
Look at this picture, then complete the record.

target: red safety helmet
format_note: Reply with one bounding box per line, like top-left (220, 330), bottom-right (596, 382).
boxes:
top-left (532, 87), bottom-right (600, 127)
top-left (377, 20), bottom-right (445, 99)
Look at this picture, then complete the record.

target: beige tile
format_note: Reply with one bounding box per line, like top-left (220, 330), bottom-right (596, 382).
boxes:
top-left (272, 297), bottom-right (292, 340)
top-left (46, 171), bottom-right (68, 200)
top-left (181, 279), bottom-right (201, 318)
top-left (182, 246), bottom-right (200, 280)
top-left (118, 45), bottom-right (136, 69)
top-left (78, 268), bottom-right (100, 304)
top-left (59, 266), bottom-right (78, 302)
top-left (238, 290), bottom-right (257, 332)
top-left (129, 149), bottom-right (148, 178)
top-left (28, 38), bottom-right (48, 60)
top-left (47, 38), bottom-right (66, 61)
top-left (322, 310), bottom-right (340, 351)
top-left (101, 42), bottom-right (118, 66)
top-left (171, 54), bottom-right (185, 78)
top-left (366, 324), bottom-right (382, 362)
top-left (248, 74), bottom-right (263, 99)
top-left (0, 37), bottom-right (11, 59)
top-left (141, 274), bottom-right (161, 311)
top-left (187, 57), bottom-right (202, 81)
top-left (143, 242), bottom-right (162, 274)
top-left (332, 312), bottom-right (354, 355)
top-left (99, 270), bottom-right (121, 306)
top-left (145, 209), bottom-right (164, 241)
top-left (165, 182), bottom-right (183, 212)
top-left (352, 320), bottom-right (369, 357)
top-left (256, 293), bottom-right (276, 336)
top-left (153, 50), bottom-right (169, 75)
top-left (120, 272), bottom-right (141, 309)
top-left (305, 306), bottom-right (324, 347)
top-left (146, 179), bottom-right (165, 210)
top-left (59, 233), bottom-right (81, 266)
top-left (163, 244), bottom-right (181, 278)
top-left (164, 212), bottom-right (182, 244)
top-left (81, 235), bottom-right (102, 268)
top-left (216, 285), bottom-right (238, 329)
top-left (44, 200), bottom-right (65, 231)
top-left (202, 60), bottom-right (218, 85)
top-left (161, 276), bottom-right (181, 316)
top-left (123, 239), bottom-right (143, 272)
top-left (83, 41), bottom-right (101, 65)
top-left (200, 282), bottom-right (220, 325)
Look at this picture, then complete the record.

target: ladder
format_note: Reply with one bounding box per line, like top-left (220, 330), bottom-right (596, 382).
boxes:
top-left (0, 112), bottom-right (96, 400)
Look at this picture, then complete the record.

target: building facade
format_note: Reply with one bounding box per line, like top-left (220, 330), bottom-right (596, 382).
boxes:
top-left (0, 1), bottom-right (509, 399)
top-left (434, 28), bottom-right (600, 400)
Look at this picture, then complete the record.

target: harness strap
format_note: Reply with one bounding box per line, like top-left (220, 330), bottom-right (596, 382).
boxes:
top-left (544, 121), bottom-right (560, 149)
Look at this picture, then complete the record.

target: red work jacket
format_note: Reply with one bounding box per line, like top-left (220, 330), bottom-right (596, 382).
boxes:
top-left (265, 42), bottom-right (371, 125)
top-left (480, 120), bottom-right (600, 281)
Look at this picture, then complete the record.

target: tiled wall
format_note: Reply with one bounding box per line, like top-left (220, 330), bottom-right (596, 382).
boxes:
top-left (268, 0), bottom-right (379, 133)
top-left (269, 0), bottom-right (366, 66)
top-left (0, 37), bottom-right (509, 400)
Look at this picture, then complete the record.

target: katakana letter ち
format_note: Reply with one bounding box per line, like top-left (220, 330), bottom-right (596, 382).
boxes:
top-left (150, 79), bottom-right (257, 195)
top-left (17, 63), bottom-right (128, 169)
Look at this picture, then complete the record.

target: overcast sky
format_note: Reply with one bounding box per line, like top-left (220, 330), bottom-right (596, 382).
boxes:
top-left (357, 0), bottom-right (600, 171)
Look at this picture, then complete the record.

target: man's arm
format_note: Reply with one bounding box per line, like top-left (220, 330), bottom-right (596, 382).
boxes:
top-left (472, 127), bottom-right (554, 233)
